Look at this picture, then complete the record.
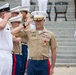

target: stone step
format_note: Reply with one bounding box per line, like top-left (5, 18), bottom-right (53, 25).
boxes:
top-left (50, 49), bottom-right (76, 55)
top-left (56, 59), bottom-right (76, 63)
top-left (39, 6), bottom-right (74, 11)
top-left (56, 35), bottom-right (75, 38)
top-left (56, 52), bottom-right (76, 55)
top-left (47, 17), bottom-right (75, 20)
top-left (57, 52), bottom-right (76, 56)
top-left (45, 26), bottom-right (75, 29)
top-left (48, 32), bottom-right (75, 36)
top-left (56, 55), bottom-right (76, 60)
top-left (46, 28), bottom-right (75, 31)
top-left (55, 63), bottom-right (76, 66)
top-left (50, 15), bottom-right (75, 17)
top-left (48, 28), bottom-right (75, 31)
top-left (56, 55), bottom-right (76, 59)
top-left (52, 3), bottom-right (74, 6)
top-left (57, 51), bottom-right (76, 54)
top-left (56, 56), bottom-right (76, 59)
top-left (57, 36), bottom-right (75, 39)
top-left (45, 20), bottom-right (76, 23)
top-left (57, 38), bottom-right (75, 41)
top-left (57, 50), bottom-right (76, 53)
top-left (58, 43), bottom-right (76, 46)
top-left (44, 26), bottom-right (75, 28)
top-left (47, 17), bottom-right (75, 21)
top-left (57, 46), bottom-right (76, 50)
top-left (57, 46), bottom-right (76, 51)
top-left (57, 40), bottom-right (76, 44)
top-left (50, 16), bottom-right (75, 19)
top-left (50, 13), bottom-right (75, 16)
top-left (56, 59), bottom-right (76, 62)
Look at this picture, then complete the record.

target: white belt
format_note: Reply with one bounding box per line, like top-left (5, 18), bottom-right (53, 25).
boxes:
top-left (21, 43), bottom-right (27, 45)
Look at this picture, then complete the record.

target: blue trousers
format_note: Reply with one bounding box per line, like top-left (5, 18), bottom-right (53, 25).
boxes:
top-left (21, 44), bottom-right (28, 75)
top-left (12, 54), bottom-right (22, 75)
top-left (26, 59), bottom-right (50, 75)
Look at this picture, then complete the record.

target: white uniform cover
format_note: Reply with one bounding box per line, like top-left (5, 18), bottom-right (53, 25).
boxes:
top-left (0, 18), bottom-right (13, 75)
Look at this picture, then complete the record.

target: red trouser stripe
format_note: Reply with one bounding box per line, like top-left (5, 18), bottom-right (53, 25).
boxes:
top-left (12, 54), bottom-right (17, 75)
top-left (26, 61), bottom-right (28, 69)
top-left (48, 60), bottom-right (51, 75)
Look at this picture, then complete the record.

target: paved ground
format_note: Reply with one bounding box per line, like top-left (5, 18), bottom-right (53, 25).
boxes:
top-left (25, 67), bottom-right (76, 75)
top-left (53, 67), bottom-right (76, 75)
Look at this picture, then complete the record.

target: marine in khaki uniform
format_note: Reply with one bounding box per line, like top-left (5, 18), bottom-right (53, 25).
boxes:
top-left (11, 11), bottom-right (57, 75)
top-left (9, 15), bottom-right (23, 75)
top-left (10, 15), bottom-right (22, 55)
top-left (10, 6), bottom-right (22, 55)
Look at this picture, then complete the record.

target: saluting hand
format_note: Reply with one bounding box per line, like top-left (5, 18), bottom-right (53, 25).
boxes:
top-left (25, 19), bottom-right (33, 27)
top-left (4, 12), bottom-right (12, 20)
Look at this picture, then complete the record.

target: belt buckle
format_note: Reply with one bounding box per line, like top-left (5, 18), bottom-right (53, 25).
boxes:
top-left (36, 57), bottom-right (41, 60)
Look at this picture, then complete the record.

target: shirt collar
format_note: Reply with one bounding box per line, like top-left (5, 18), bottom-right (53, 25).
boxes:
top-left (31, 27), bottom-right (48, 34)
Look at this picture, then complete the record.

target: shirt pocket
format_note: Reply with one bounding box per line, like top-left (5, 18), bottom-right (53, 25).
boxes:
top-left (29, 37), bottom-right (37, 45)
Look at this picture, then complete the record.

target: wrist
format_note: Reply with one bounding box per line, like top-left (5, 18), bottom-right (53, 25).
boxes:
top-left (51, 65), bottom-right (54, 69)
top-left (22, 23), bottom-right (26, 28)
top-left (4, 17), bottom-right (9, 21)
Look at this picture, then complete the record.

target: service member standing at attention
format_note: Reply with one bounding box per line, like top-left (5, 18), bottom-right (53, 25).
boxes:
top-left (10, 6), bottom-right (23, 75)
top-left (0, 3), bottom-right (13, 75)
top-left (11, 11), bottom-right (58, 75)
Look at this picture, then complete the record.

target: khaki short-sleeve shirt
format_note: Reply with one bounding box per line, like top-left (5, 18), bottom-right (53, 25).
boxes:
top-left (16, 28), bottom-right (58, 58)
top-left (12, 36), bottom-right (22, 55)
